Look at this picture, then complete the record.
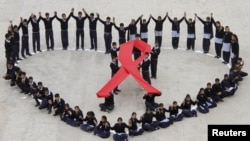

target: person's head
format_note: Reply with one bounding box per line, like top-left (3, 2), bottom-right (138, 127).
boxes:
top-left (224, 74), bottom-right (229, 80)
top-left (199, 88), bottom-right (205, 94)
top-left (112, 42), bottom-right (117, 48)
top-left (131, 19), bottom-right (135, 24)
top-left (215, 78), bottom-right (220, 84)
top-left (64, 103), bottom-right (69, 110)
top-left (206, 17), bottom-right (210, 22)
top-left (215, 21), bottom-right (221, 27)
top-left (101, 115), bottom-right (107, 122)
top-left (135, 33), bottom-right (140, 40)
top-left (86, 111), bottom-right (94, 118)
top-left (23, 19), bottom-right (28, 25)
top-left (145, 52), bottom-right (149, 58)
top-left (28, 76), bottom-right (33, 83)
top-left (20, 72), bottom-right (26, 78)
top-left (117, 117), bottom-right (123, 124)
top-left (131, 112), bottom-right (137, 119)
top-left (188, 18), bottom-right (193, 23)
top-left (142, 19), bottom-right (146, 24)
top-left (33, 15), bottom-right (37, 21)
top-left (157, 16), bottom-right (162, 21)
top-left (231, 34), bottom-right (238, 41)
top-left (173, 101), bottom-right (177, 107)
top-left (78, 11), bottom-right (82, 17)
top-left (120, 23), bottom-right (124, 28)
top-left (37, 82), bottom-right (43, 88)
top-left (206, 82), bottom-right (212, 88)
top-left (159, 103), bottom-right (164, 109)
top-left (55, 93), bottom-right (60, 101)
top-left (62, 13), bottom-right (66, 19)
top-left (185, 94), bottom-right (191, 101)
top-left (45, 12), bottom-right (49, 18)
top-left (5, 33), bottom-right (11, 40)
top-left (146, 107), bottom-right (152, 114)
top-left (225, 26), bottom-right (230, 32)
top-left (6, 62), bottom-right (13, 68)
top-left (106, 17), bottom-right (111, 22)
top-left (174, 17), bottom-right (178, 22)
top-left (44, 87), bottom-right (49, 94)
top-left (90, 13), bottom-right (94, 19)
top-left (13, 25), bottom-right (18, 32)
top-left (75, 106), bottom-right (80, 112)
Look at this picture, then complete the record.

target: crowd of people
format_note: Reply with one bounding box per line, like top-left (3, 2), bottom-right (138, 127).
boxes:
top-left (3, 8), bottom-right (248, 141)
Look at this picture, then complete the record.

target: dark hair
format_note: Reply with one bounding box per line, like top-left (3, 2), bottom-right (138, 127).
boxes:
top-left (55, 93), bottom-right (60, 97)
top-left (5, 33), bottom-right (10, 38)
top-left (117, 117), bottom-right (122, 121)
top-left (21, 72), bottom-right (26, 76)
top-left (38, 82), bottom-right (43, 85)
top-left (78, 11), bottom-right (82, 15)
top-left (102, 115), bottom-right (107, 120)
top-left (90, 13), bottom-right (94, 16)
top-left (65, 103), bottom-right (69, 108)
top-left (45, 13), bottom-right (49, 16)
top-left (224, 74), bottom-right (229, 77)
top-left (159, 103), bottom-right (164, 107)
top-left (28, 76), bottom-right (33, 80)
top-left (75, 106), bottom-right (80, 109)
top-left (43, 87), bottom-right (48, 91)
top-left (215, 78), bottom-right (220, 82)
top-left (112, 42), bottom-right (117, 46)
top-left (173, 101), bottom-right (177, 104)
top-left (120, 23), bottom-right (124, 26)
top-left (207, 82), bottom-right (211, 86)
top-left (106, 17), bottom-right (111, 20)
top-left (131, 112), bottom-right (136, 116)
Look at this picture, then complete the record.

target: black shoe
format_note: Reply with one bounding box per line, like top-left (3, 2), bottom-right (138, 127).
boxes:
top-left (115, 89), bottom-right (121, 92)
top-left (38, 50), bottom-right (42, 52)
top-left (22, 56), bottom-right (27, 59)
top-left (17, 58), bottom-right (23, 61)
top-left (35, 103), bottom-right (40, 107)
top-left (214, 56), bottom-right (218, 58)
top-left (90, 48), bottom-right (94, 50)
top-left (27, 54), bottom-right (32, 56)
top-left (113, 91), bottom-right (118, 95)
top-left (222, 61), bottom-right (228, 64)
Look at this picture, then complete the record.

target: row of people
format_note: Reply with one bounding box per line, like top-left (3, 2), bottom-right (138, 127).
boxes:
top-left (5, 9), bottom-right (239, 66)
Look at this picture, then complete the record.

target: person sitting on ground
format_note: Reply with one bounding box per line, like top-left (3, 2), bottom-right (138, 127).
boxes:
top-left (155, 103), bottom-right (172, 128)
top-left (94, 115), bottom-right (111, 139)
top-left (221, 74), bottom-right (237, 96)
top-left (80, 111), bottom-right (98, 132)
top-left (28, 76), bottom-right (37, 96)
top-left (196, 88), bottom-right (210, 113)
top-left (61, 103), bottom-right (74, 122)
top-left (140, 107), bottom-right (160, 131)
top-left (181, 94), bottom-right (197, 117)
top-left (34, 82), bottom-right (45, 107)
top-left (143, 93), bottom-right (159, 111)
top-left (99, 92), bottom-right (114, 112)
top-left (211, 79), bottom-right (225, 102)
top-left (111, 117), bottom-right (130, 141)
top-left (18, 72), bottom-right (30, 94)
top-left (38, 87), bottom-right (53, 114)
top-left (53, 93), bottom-right (65, 116)
top-left (168, 101), bottom-right (184, 122)
top-left (2, 62), bottom-right (18, 86)
top-left (66, 106), bottom-right (84, 127)
top-left (128, 112), bottom-right (144, 136)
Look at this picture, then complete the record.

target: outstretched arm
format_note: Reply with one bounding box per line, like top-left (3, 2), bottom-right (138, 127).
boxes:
top-left (135, 14), bottom-right (143, 25)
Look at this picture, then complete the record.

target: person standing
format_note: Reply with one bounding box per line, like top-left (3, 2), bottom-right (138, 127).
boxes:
top-left (168, 12), bottom-right (185, 49)
top-left (231, 34), bottom-right (239, 67)
top-left (127, 15), bottom-right (142, 40)
top-left (13, 24), bottom-right (22, 60)
top-left (151, 13), bottom-right (168, 47)
top-left (140, 52), bottom-right (151, 84)
top-left (184, 14), bottom-right (196, 50)
top-left (211, 14), bottom-right (224, 58)
top-left (72, 8), bottom-right (87, 50)
top-left (4, 33), bottom-right (13, 62)
top-left (139, 15), bottom-right (151, 43)
top-left (83, 9), bottom-right (99, 50)
top-left (196, 13), bottom-right (213, 53)
top-left (150, 42), bottom-right (161, 79)
top-left (18, 17), bottom-right (32, 58)
top-left (40, 11), bottom-right (56, 51)
top-left (110, 57), bottom-right (121, 94)
top-left (222, 26), bottom-right (233, 64)
top-left (28, 14), bottom-right (41, 53)
top-left (113, 19), bottom-right (128, 45)
top-left (98, 15), bottom-right (114, 54)
top-left (55, 9), bottom-right (73, 50)
top-left (99, 92), bottom-right (114, 112)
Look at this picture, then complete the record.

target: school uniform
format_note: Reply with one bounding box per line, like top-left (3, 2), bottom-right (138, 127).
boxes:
top-left (114, 24), bottom-right (128, 44)
top-left (13, 31), bottom-right (21, 59)
top-left (39, 91), bottom-right (53, 113)
top-left (40, 16), bottom-right (56, 50)
top-left (141, 112), bottom-right (160, 131)
top-left (185, 18), bottom-right (196, 50)
top-left (61, 107), bottom-right (74, 122)
top-left (140, 17), bottom-right (151, 43)
top-left (34, 87), bottom-right (45, 106)
top-left (196, 93), bottom-right (209, 113)
top-left (28, 81), bottom-right (37, 95)
top-left (111, 123), bottom-right (130, 141)
top-left (221, 78), bottom-right (237, 96)
top-left (99, 93), bottom-right (114, 112)
top-left (128, 118), bottom-right (144, 136)
top-left (18, 22), bottom-right (31, 57)
top-left (181, 100), bottom-right (197, 117)
top-left (212, 18), bottom-right (224, 57)
top-left (53, 98), bottom-right (65, 116)
top-left (56, 13), bottom-right (72, 50)
top-left (206, 86), bottom-right (221, 103)
top-left (94, 121), bottom-right (111, 138)
top-left (67, 110), bottom-right (83, 127)
top-left (19, 77), bottom-right (30, 94)
top-left (155, 108), bottom-right (172, 128)
top-left (99, 19), bottom-right (114, 53)
top-left (152, 15), bottom-right (167, 47)
top-left (29, 16), bottom-right (41, 52)
top-left (143, 94), bottom-right (159, 111)
top-left (85, 14), bottom-right (98, 50)
top-left (169, 106), bottom-right (184, 122)
top-left (168, 17), bottom-right (184, 49)
top-left (72, 14), bottom-right (87, 50)
top-left (5, 39), bottom-right (13, 60)
top-left (110, 61), bottom-right (120, 92)
top-left (150, 46), bottom-right (160, 78)
top-left (4, 65), bottom-right (18, 86)
top-left (110, 47), bottom-right (120, 60)
top-left (128, 17), bottom-right (140, 40)
top-left (141, 58), bottom-right (151, 84)
top-left (197, 17), bottom-right (213, 53)
top-left (222, 31), bottom-right (233, 63)
top-left (231, 40), bottom-right (239, 67)
top-left (80, 116), bottom-right (97, 132)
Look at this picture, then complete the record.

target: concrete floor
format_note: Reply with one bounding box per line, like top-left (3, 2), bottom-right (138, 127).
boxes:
top-left (0, 0), bottom-right (249, 141)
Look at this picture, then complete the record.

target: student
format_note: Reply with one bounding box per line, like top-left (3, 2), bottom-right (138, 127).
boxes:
top-left (168, 101), bottom-right (184, 122)
top-left (99, 92), bottom-right (114, 112)
top-left (28, 13), bottom-right (42, 53)
top-left (34, 82), bottom-right (45, 107)
top-left (113, 20), bottom-right (128, 45)
top-left (211, 80), bottom-right (225, 101)
top-left (196, 88), bottom-right (209, 113)
top-left (139, 15), bottom-right (151, 43)
top-left (155, 103), bottom-right (172, 128)
top-left (111, 117), bottom-right (130, 141)
top-left (18, 17), bottom-right (32, 58)
top-left (235, 58), bottom-right (248, 78)
top-left (18, 72), bottom-right (30, 94)
top-left (168, 12), bottom-right (185, 49)
top-left (140, 107), bottom-right (160, 131)
top-left (39, 11), bottom-right (56, 51)
top-left (231, 34), bottom-right (239, 68)
top-left (221, 74), bottom-right (237, 96)
top-left (110, 57), bottom-right (121, 94)
top-left (110, 42), bottom-right (120, 61)
top-left (2, 62), bottom-right (18, 86)
top-left (222, 26), bottom-right (233, 64)
top-left (151, 13), bottom-right (168, 47)
top-left (98, 14), bottom-right (114, 54)
top-left (140, 52), bottom-right (151, 84)
top-left (53, 93), bottom-right (65, 116)
top-left (133, 34), bottom-right (142, 61)
top-left (83, 9), bottom-right (99, 50)
top-left (196, 13), bottom-right (213, 53)
top-left (55, 10), bottom-right (73, 50)
top-left (4, 33), bottom-right (13, 61)
top-left (67, 106), bottom-right (84, 127)
top-left (13, 24), bottom-right (22, 60)
top-left (80, 111), bottom-right (97, 132)
top-left (71, 8), bottom-right (87, 50)
top-left (185, 14), bottom-right (196, 50)
top-left (127, 15), bottom-right (142, 40)
top-left (150, 42), bottom-right (161, 79)
top-left (61, 103), bottom-right (74, 122)
top-left (28, 76), bottom-right (37, 96)
top-left (38, 87), bottom-right (53, 114)
top-left (203, 83), bottom-right (218, 107)
top-left (143, 93), bottom-right (159, 111)
top-left (128, 112), bottom-right (144, 136)
top-left (94, 115), bottom-right (111, 139)
top-left (181, 94), bottom-right (197, 117)
top-left (211, 15), bottom-right (224, 58)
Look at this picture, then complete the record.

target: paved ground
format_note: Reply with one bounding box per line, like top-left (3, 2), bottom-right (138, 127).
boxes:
top-left (0, 0), bottom-right (249, 141)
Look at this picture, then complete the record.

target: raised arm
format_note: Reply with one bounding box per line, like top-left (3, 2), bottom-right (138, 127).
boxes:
top-left (162, 12), bottom-right (168, 22)
top-left (151, 14), bottom-right (157, 22)
top-left (147, 15), bottom-right (151, 25)
top-left (135, 14), bottom-right (143, 25)
top-left (98, 14), bottom-right (105, 24)
top-left (113, 17), bottom-right (119, 30)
